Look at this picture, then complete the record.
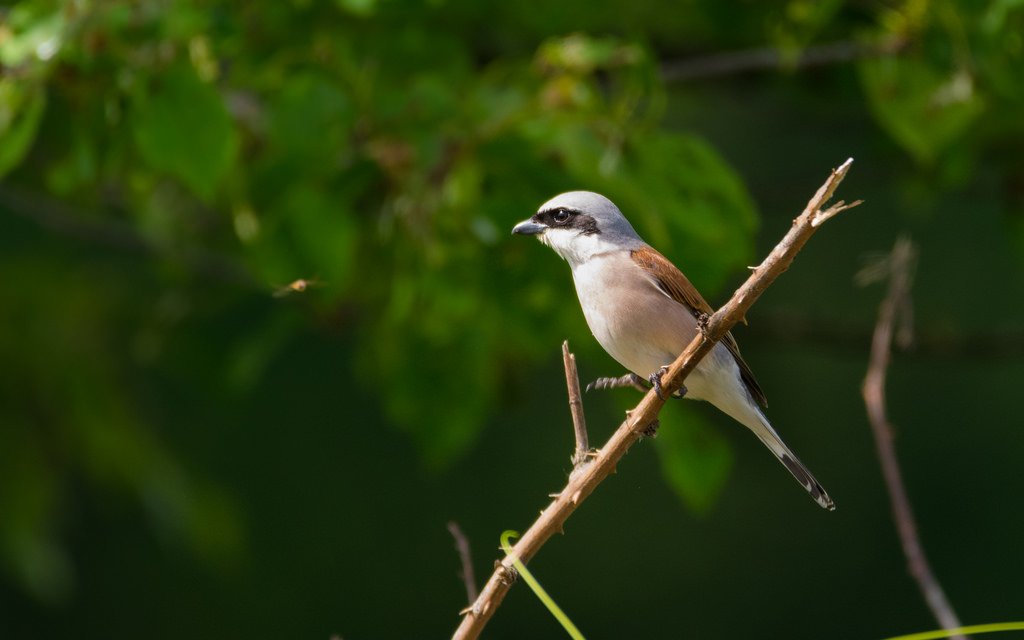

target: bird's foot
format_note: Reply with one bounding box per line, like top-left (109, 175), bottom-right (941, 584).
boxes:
top-left (640, 419), bottom-right (660, 437)
top-left (586, 373), bottom-right (650, 393)
top-left (696, 311), bottom-right (711, 333)
top-left (497, 561), bottom-right (519, 585)
top-left (648, 366), bottom-right (687, 400)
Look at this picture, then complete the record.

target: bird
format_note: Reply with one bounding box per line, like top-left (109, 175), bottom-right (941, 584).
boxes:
top-left (512, 191), bottom-right (834, 510)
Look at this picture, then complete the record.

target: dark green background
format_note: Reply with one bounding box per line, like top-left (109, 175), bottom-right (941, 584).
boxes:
top-left (2, 1), bottom-right (1023, 638)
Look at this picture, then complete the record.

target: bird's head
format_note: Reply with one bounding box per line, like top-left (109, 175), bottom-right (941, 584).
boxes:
top-left (512, 191), bottom-right (644, 266)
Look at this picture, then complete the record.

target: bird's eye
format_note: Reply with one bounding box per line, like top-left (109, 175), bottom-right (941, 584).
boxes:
top-left (552, 208), bottom-right (571, 223)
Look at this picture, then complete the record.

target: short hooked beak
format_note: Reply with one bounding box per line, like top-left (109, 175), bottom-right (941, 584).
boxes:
top-left (512, 219), bottom-right (547, 236)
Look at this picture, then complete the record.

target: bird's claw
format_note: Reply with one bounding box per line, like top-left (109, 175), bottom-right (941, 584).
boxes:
top-left (648, 367), bottom-right (687, 400)
top-left (585, 377), bottom-right (613, 393)
top-left (587, 373), bottom-right (650, 394)
top-left (649, 367), bottom-right (669, 400)
top-left (696, 311), bottom-right (711, 332)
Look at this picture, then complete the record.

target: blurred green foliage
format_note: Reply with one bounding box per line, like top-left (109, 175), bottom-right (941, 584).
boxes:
top-left (1, 0), bottom-right (1024, 636)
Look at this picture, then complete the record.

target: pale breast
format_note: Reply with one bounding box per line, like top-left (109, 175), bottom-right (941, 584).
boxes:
top-left (569, 252), bottom-right (701, 380)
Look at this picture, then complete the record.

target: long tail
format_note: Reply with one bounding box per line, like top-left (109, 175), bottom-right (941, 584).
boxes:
top-left (656, 347), bottom-right (835, 509)
top-left (747, 410), bottom-right (835, 510)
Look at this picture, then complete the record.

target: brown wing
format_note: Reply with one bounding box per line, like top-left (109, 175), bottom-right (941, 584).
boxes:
top-left (631, 246), bottom-right (768, 407)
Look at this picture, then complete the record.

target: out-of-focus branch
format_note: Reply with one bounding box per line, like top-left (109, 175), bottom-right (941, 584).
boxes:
top-left (0, 184), bottom-right (256, 287)
top-left (661, 36), bottom-right (907, 82)
top-left (860, 237), bottom-right (967, 640)
top-left (746, 312), bottom-right (1024, 361)
top-left (447, 521), bottom-right (478, 606)
top-left (450, 159), bottom-right (860, 640)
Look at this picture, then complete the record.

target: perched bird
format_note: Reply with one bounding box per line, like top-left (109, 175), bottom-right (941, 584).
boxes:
top-left (513, 191), bottom-right (834, 510)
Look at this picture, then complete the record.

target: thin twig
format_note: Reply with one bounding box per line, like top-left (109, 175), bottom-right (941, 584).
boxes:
top-left (562, 341), bottom-right (591, 469)
top-left (447, 521), bottom-right (479, 606)
top-left (450, 158), bottom-right (860, 640)
top-left (861, 237), bottom-right (967, 640)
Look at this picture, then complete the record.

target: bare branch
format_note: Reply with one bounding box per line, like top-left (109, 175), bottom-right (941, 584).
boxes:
top-left (450, 159), bottom-right (860, 640)
top-left (447, 521), bottom-right (479, 606)
top-left (562, 341), bottom-right (591, 470)
top-left (861, 237), bottom-right (967, 640)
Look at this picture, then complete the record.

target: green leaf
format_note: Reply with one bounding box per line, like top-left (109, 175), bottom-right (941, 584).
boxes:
top-left (45, 130), bottom-right (97, 195)
top-left (0, 80), bottom-right (46, 178)
top-left (654, 411), bottom-right (734, 513)
top-left (131, 63), bottom-right (239, 199)
top-left (859, 56), bottom-right (985, 165)
top-left (0, 5), bottom-right (65, 67)
top-left (267, 71), bottom-right (352, 175)
top-left (243, 180), bottom-right (360, 309)
top-left (284, 187), bottom-right (357, 282)
top-left (0, 420), bottom-right (72, 604)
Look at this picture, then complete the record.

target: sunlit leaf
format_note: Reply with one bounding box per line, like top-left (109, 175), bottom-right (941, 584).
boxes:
top-left (859, 56), bottom-right (985, 164)
top-left (0, 5), bottom-right (65, 67)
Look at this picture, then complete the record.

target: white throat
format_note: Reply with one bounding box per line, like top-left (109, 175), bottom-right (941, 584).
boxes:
top-left (540, 228), bottom-right (625, 268)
